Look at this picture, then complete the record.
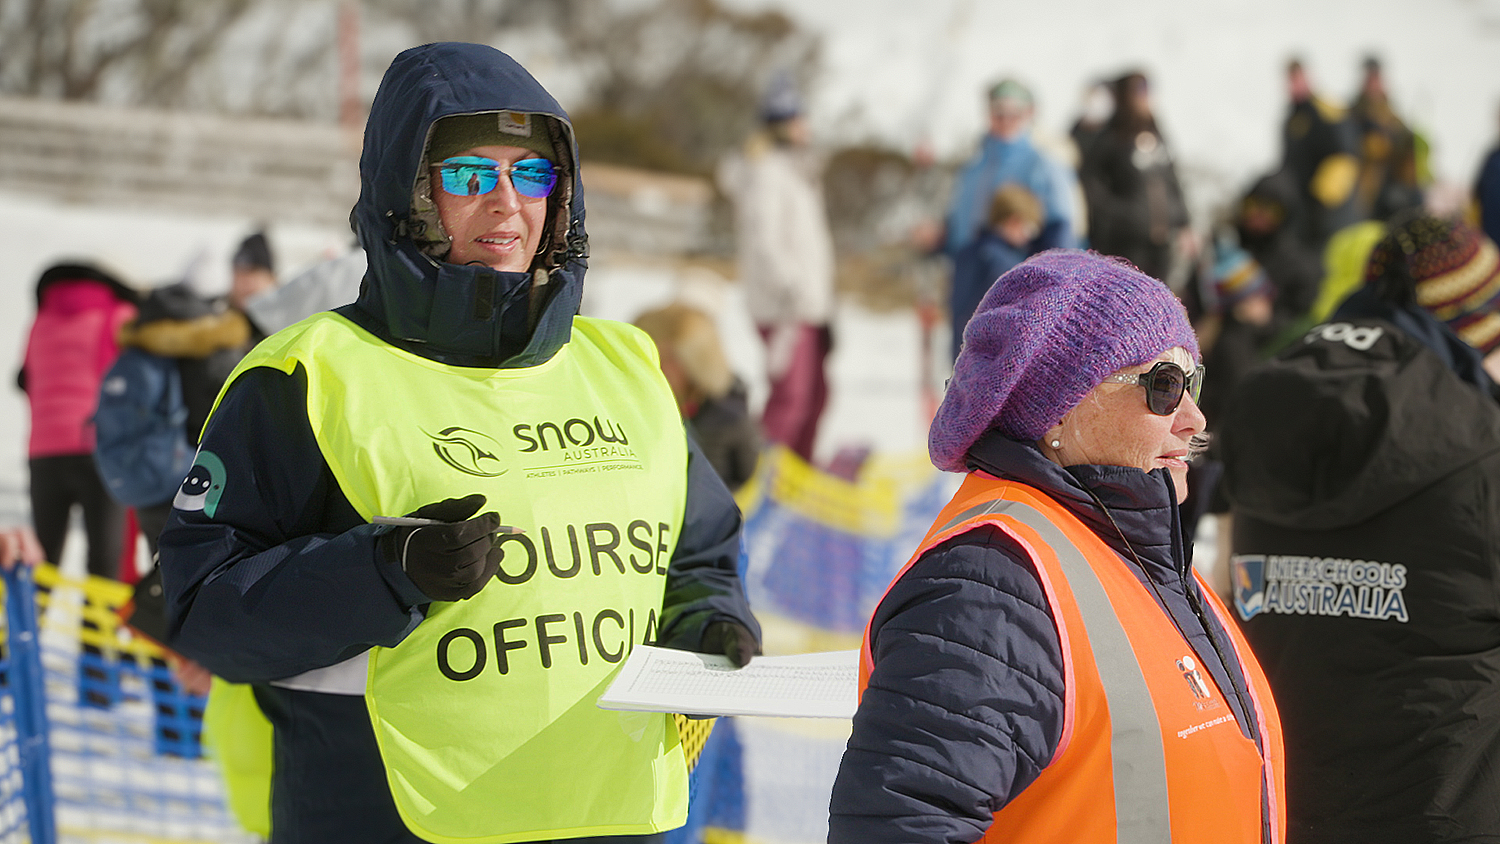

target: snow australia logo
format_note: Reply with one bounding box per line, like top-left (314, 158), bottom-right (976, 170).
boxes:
top-left (428, 427), bottom-right (508, 477)
top-left (512, 417), bottom-right (630, 452)
top-left (511, 416), bottom-right (641, 479)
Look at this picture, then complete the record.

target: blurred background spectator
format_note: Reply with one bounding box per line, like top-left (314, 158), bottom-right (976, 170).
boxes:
top-left (17, 262), bottom-right (139, 576)
top-left (1476, 105), bottom-right (1500, 246)
top-left (717, 72), bottom-right (836, 464)
top-left (1080, 70), bottom-right (1192, 281)
top-left (1280, 58), bottom-right (1362, 251)
top-left (228, 230), bottom-right (278, 344)
top-left (947, 183), bottom-right (1044, 360)
top-left (1349, 56), bottom-right (1425, 223)
top-left (634, 301), bottom-right (762, 493)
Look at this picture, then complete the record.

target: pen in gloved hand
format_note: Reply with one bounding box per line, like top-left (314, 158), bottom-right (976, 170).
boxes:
top-left (376, 494), bottom-right (507, 602)
top-left (374, 515), bottom-right (525, 533)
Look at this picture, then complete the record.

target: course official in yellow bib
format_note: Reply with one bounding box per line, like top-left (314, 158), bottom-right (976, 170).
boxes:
top-left (159, 42), bottom-right (760, 844)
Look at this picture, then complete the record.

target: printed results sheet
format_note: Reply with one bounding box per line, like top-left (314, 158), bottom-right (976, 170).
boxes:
top-left (597, 645), bottom-right (859, 718)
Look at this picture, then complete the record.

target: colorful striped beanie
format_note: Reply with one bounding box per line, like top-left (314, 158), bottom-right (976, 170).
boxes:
top-left (1365, 213), bottom-right (1500, 354)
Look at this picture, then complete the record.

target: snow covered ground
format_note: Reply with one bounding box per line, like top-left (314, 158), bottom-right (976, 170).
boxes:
top-left (8, 0), bottom-right (1499, 568)
top-left (0, 189), bottom-right (937, 574)
top-left (713, 0), bottom-right (1500, 202)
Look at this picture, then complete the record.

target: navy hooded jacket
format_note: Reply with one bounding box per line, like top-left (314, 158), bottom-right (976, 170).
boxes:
top-left (158, 42), bottom-right (757, 844)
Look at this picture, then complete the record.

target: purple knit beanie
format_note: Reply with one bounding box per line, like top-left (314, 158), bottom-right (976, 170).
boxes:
top-left (930, 249), bottom-right (1199, 472)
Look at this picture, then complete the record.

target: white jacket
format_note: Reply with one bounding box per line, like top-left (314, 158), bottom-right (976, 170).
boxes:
top-left (717, 139), bottom-right (836, 327)
top-left (243, 249), bottom-right (366, 335)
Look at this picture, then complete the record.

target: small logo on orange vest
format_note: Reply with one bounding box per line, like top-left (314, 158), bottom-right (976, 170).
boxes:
top-left (1176, 655), bottom-right (1213, 701)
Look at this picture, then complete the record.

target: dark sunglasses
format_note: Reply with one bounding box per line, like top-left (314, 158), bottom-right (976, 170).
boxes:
top-left (1103, 361), bottom-right (1204, 416)
top-left (433, 155), bottom-right (558, 199)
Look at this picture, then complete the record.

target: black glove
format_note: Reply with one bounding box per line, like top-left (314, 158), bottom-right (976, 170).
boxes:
top-left (700, 620), bottom-right (760, 668)
top-left (379, 494), bottom-right (501, 602)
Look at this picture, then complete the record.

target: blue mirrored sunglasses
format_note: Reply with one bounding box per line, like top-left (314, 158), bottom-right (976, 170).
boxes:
top-left (433, 155), bottom-right (557, 199)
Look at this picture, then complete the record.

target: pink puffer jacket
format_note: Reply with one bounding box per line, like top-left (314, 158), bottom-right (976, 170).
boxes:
top-left (22, 275), bottom-right (138, 457)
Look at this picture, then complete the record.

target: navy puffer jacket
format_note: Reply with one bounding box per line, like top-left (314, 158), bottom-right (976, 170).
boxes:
top-left (829, 431), bottom-right (1260, 844)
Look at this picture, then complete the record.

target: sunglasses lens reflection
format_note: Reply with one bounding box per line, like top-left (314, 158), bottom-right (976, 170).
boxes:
top-left (1147, 365), bottom-right (1186, 416)
top-left (439, 160), bottom-right (499, 196)
top-left (436, 157), bottom-right (557, 199)
top-left (511, 160), bottom-right (558, 199)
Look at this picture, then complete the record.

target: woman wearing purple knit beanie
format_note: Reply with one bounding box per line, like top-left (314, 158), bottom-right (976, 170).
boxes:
top-left (830, 249), bottom-right (1286, 844)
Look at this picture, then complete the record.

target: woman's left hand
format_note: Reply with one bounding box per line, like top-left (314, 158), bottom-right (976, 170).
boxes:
top-left (0, 526), bottom-right (43, 571)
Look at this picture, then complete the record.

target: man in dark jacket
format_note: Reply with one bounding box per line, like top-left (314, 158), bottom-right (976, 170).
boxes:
top-left (1236, 171), bottom-right (1324, 329)
top-left (158, 42), bottom-right (759, 844)
top-left (1280, 59), bottom-right (1361, 250)
top-left (1220, 212), bottom-right (1500, 843)
top-left (1079, 71), bottom-right (1190, 280)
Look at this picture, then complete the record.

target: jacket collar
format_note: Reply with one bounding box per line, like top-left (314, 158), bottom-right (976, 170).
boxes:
top-left (1334, 285), bottom-right (1497, 397)
top-left (978, 131), bottom-right (1033, 161)
top-left (964, 429), bottom-right (1190, 587)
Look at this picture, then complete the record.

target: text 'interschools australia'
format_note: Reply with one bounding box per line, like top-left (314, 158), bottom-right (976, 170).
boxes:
top-left (1258, 555), bottom-right (1409, 623)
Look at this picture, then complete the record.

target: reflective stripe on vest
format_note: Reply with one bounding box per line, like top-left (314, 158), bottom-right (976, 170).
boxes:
top-left (939, 494), bottom-right (1173, 835)
top-left (223, 312), bottom-right (691, 844)
top-left (860, 474), bottom-right (1285, 844)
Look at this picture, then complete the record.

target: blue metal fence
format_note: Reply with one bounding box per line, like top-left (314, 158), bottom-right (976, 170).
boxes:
top-left (4, 563), bottom-right (55, 844)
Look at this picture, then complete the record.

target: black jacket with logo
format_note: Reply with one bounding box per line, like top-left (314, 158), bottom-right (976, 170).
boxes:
top-left (158, 42), bottom-right (757, 844)
top-left (1220, 292), bottom-right (1500, 843)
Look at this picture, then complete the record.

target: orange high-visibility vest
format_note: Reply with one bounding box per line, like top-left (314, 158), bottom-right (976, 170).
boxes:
top-left (859, 473), bottom-right (1285, 843)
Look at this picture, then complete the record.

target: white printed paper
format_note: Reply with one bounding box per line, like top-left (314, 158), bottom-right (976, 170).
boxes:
top-left (597, 645), bottom-right (859, 719)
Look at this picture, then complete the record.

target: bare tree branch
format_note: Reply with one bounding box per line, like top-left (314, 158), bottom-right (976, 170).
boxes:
top-left (0, 0), bottom-right (257, 103)
top-left (0, 0), bottom-right (819, 176)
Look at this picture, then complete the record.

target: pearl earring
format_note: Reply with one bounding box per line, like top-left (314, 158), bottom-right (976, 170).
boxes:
top-left (1050, 439), bottom-right (1061, 449)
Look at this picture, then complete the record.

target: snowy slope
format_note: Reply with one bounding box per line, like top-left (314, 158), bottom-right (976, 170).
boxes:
top-left (0, 193), bottom-right (933, 534)
top-left (8, 0), bottom-right (1497, 548)
top-left (716, 0), bottom-right (1500, 196)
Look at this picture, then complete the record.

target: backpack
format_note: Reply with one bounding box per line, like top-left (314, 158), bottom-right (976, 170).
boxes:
top-left (93, 348), bottom-right (195, 508)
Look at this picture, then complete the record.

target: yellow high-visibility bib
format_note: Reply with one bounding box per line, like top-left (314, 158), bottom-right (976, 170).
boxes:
top-left (202, 679), bottom-right (273, 839)
top-left (227, 312), bottom-right (690, 843)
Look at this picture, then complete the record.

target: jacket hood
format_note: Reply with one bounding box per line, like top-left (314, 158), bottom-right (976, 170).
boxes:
top-left (35, 263), bottom-right (138, 309)
top-left (137, 282), bottom-right (218, 324)
top-left (1220, 307), bottom-right (1500, 530)
top-left (350, 42), bottom-right (587, 368)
